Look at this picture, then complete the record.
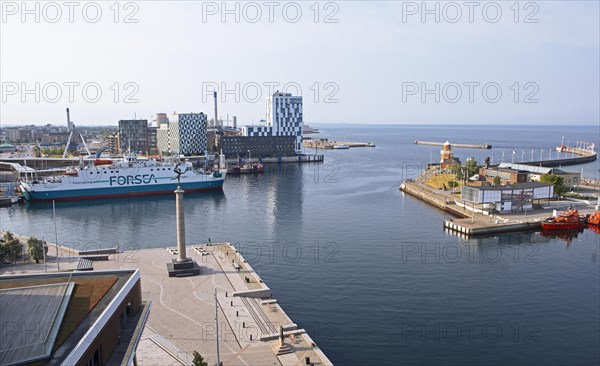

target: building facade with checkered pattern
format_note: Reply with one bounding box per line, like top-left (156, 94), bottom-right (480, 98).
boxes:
top-left (157, 113), bottom-right (207, 156)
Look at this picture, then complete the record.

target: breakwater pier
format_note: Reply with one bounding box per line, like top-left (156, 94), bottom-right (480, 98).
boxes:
top-left (414, 141), bottom-right (491, 149)
top-left (303, 138), bottom-right (375, 149)
top-left (518, 145), bottom-right (597, 167)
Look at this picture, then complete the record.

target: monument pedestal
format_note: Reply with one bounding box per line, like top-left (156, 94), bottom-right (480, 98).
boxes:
top-left (272, 325), bottom-right (293, 355)
top-left (272, 340), bottom-right (293, 356)
top-left (167, 258), bottom-right (201, 277)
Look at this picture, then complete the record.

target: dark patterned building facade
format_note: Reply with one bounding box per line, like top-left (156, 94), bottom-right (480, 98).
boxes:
top-left (118, 119), bottom-right (149, 154)
top-left (157, 113), bottom-right (207, 156)
top-left (221, 135), bottom-right (296, 158)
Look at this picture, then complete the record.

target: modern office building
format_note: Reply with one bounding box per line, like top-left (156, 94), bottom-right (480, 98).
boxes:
top-left (221, 135), bottom-right (296, 158)
top-left (147, 126), bottom-right (158, 154)
top-left (244, 92), bottom-right (303, 153)
top-left (157, 113), bottom-right (208, 156)
top-left (155, 113), bottom-right (168, 128)
top-left (461, 182), bottom-right (554, 213)
top-left (0, 269), bottom-right (151, 366)
top-left (118, 119), bottom-right (149, 154)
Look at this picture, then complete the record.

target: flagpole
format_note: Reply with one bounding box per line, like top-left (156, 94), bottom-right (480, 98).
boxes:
top-left (215, 288), bottom-right (221, 366)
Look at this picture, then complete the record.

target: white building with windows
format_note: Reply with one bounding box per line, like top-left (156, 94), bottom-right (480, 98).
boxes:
top-left (157, 113), bottom-right (208, 156)
top-left (244, 92), bottom-right (303, 153)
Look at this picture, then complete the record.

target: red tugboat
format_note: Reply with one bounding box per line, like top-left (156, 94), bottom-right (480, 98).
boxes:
top-left (541, 209), bottom-right (585, 230)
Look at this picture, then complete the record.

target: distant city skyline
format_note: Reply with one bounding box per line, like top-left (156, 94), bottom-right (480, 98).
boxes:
top-left (1, 1), bottom-right (598, 126)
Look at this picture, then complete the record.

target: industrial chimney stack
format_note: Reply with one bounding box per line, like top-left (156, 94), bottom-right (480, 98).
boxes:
top-left (66, 108), bottom-right (74, 131)
top-left (213, 91), bottom-right (219, 128)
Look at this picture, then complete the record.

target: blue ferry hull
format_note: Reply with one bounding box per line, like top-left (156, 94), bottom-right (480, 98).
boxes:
top-left (23, 180), bottom-right (224, 201)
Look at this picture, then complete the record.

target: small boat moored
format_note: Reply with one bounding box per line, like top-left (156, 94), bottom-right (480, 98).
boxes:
top-left (541, 208), bottom-right (585, 231)
top-left (587, 211), bottom-right (600, 226)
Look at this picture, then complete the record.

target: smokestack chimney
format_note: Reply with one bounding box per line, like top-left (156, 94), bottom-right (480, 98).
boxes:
top-left (66, 108), bottom-right (74, 131)
top-left (233, 116), bottom-right (237, 129)
top-left (213, 91), bottom-right (218, 128)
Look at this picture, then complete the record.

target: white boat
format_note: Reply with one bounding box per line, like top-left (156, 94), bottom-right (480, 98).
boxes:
top-left (19, 152), bottom-right (227, 201)
top-left (333, 145), bottom-right (350, 150)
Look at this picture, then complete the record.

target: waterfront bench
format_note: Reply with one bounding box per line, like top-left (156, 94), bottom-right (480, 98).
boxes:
top-left (233, 262), bottom-right (241, 271)
top-left (81, 255), bottom-right (110, 261)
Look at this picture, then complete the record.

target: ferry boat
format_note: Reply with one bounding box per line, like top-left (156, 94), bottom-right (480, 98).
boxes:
top-left (19, 152), bottom-right (226, 201)
top-left (540, 209), bottom-right (585, 230)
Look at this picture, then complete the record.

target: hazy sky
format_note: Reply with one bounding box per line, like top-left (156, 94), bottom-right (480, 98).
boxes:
top-left (1, 1), bottom-right (599, 126)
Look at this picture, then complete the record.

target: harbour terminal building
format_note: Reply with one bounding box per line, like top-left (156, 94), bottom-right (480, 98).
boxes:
top-left (0, 270), bottom-right (150, 366)
top-left (461, 182), bottom-right (554, 213)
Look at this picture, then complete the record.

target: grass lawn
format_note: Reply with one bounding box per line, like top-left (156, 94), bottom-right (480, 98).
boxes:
top-left (424, 173), bottom-right (464, 190)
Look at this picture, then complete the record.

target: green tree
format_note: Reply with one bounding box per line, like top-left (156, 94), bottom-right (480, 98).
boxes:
top-left (463, 158), bottom-right (479, 179)
top-left (1, 231), bottom-right (23, 262)
top-left (192, 351), bottom-right (208, 366)
top-left (493, 176), bottom-right (502, 186)
top-left (450, 162), bottom-right (462, 180)
top-left (42, 148), bottom-right (65, 157)
top-left (26, 236), bottom-right (47, 263)
top-left (540, 174), bottom-right (568, 198)
top-left (448, 180), bottom-right (458, 188)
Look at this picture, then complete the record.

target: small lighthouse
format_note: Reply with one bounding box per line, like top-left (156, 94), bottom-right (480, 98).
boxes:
top-left (440, 141), bottom-right (455, 169)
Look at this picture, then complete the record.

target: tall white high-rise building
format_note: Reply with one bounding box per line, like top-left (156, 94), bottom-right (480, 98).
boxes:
top-left (267, 92), bottom-right (303, 153)
top-left (244, 92), bottom-right (303, 153)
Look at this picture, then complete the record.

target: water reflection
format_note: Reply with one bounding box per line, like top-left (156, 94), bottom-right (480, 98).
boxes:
top-left (539, 228), bottom-right (586, 246)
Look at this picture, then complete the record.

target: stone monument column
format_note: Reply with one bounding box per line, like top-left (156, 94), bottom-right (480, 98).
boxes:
top-left (175, 187), bottom-right (188, 262)
top-left (167, 164), bottom-right (199, 277)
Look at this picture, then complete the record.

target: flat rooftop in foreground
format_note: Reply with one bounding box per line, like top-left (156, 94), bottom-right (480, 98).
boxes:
top-left (0, 270), bottom-right (144, 366)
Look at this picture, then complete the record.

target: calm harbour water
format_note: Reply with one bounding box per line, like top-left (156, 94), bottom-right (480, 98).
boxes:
top-left (2, 125), bottom-right (599, 365)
